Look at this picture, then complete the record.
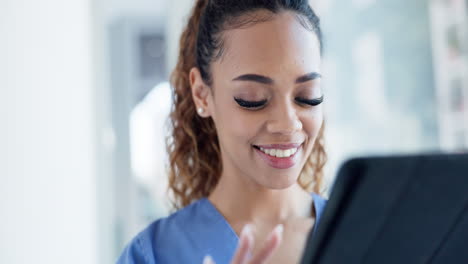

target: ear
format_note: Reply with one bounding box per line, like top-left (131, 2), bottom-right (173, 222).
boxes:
top-left (190, 67), bottom-right (212, 118)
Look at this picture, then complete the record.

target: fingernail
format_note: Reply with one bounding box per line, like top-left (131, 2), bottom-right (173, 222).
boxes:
top-left (240, 224), bottom-right (252, 238)
top-left (274, 224), bottom-right (284, 235)
top-left (203, 255), bottom-right (214, 264)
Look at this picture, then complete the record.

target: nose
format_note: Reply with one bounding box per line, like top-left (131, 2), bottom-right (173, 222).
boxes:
top-left (266, 100), bottom-right (303, 135)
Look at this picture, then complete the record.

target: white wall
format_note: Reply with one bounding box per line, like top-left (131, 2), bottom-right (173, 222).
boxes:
top-left (1, 0), bottom-right (97, 263)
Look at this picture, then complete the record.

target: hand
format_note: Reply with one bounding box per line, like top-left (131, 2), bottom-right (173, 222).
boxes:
top-left (203, 224), bottom-right (284, 264)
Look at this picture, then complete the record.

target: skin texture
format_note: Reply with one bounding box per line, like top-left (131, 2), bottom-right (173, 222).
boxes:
top-left (191, 11), bottom-right (323, 264)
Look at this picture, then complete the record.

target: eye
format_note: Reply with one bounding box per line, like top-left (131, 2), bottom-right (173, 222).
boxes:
top-left (295, 95), bottom-right (324, 106)
top-left (234, 98), bottom-right (267, 109)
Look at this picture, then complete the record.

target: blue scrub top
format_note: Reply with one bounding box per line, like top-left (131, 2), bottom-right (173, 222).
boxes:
top-left (117, 193), bottom-right (327, 264)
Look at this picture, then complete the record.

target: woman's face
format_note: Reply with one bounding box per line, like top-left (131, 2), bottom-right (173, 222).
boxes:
top-left (193, 11), bottom-right (323, 189)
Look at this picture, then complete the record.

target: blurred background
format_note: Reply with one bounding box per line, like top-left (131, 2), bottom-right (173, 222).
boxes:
top-left (1, 0), bottom-right (467, 263)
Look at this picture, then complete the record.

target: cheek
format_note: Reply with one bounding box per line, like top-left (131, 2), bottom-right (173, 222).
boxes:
top-left (302, 110), bottom-right (323, 144)
top-left (214, 105), bottom-right (261, 146)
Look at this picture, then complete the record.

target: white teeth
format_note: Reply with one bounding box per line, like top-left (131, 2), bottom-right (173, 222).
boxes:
top-left (259, 147), bottom-right (298, 158)
top-left (276, 150), bottom-right (284, 158)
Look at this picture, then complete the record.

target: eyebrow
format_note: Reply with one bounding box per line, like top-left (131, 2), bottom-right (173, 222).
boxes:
top-left (232, 72), bottom-right (322, 85)
top-left (295, 72), bottom-right (322, 83)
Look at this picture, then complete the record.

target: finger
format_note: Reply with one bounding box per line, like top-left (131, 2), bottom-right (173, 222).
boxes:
top-left (249, 224), bottom-right (283, 264)
top-left (203, 255), bottom-right (215, 264)
top-left (231, 224), bottom-right (255, 264)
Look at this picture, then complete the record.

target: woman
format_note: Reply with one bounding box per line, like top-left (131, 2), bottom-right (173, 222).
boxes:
top-left (118, 0), bottom-right (327, 263)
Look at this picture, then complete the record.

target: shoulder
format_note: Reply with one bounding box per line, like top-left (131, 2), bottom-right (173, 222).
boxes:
top-left (116, 221), bottom-right (158, 264)
top-left (116, 199), bottom-right (206, 264)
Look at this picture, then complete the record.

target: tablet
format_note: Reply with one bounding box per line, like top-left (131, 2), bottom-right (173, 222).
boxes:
top-left (301, 153), bottom-right (468, 264)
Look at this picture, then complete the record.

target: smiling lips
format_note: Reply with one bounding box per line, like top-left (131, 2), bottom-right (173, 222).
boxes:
top-left (258, 146), bottom-right (299, 158)
top-left (253, 143), bottom-right (302, 169)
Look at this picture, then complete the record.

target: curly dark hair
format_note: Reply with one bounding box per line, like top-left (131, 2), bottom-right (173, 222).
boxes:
top-left (167, 0), bottom-right (327, 210)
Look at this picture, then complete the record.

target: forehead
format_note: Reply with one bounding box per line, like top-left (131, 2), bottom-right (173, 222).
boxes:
top-left (214, 11), bottom-right (321, 78)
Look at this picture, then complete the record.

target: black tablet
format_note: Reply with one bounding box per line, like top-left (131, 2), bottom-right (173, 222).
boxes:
top-left (301, 153), bottom-right (468, 264)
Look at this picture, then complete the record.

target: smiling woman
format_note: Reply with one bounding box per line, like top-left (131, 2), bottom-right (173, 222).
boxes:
top-left (117, 1), bottom-right (328, 264)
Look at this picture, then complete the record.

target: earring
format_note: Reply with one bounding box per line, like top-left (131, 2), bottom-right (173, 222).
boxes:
top-left (197, 107), bottom-right (204, 115)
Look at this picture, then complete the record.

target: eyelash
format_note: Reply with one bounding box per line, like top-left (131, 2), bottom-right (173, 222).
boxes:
top-left (234, 95), bottom-right (324, 109)
top-left (295, 95), bottom-right (324, 106)
top-left (234, 98), bottom-right (268, 108)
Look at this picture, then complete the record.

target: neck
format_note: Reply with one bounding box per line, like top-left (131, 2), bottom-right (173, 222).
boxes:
top-left (208, 168), bottom-right (313, 226)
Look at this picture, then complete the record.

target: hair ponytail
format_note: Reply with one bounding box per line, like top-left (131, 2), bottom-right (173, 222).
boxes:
top-left (168, 0), bottom-right (222, 210)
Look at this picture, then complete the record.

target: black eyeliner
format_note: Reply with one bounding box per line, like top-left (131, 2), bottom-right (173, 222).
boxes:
top-left (296, 95), bottom-right (324, 106)
top-left (234, 98), bottom-right (267, 108)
